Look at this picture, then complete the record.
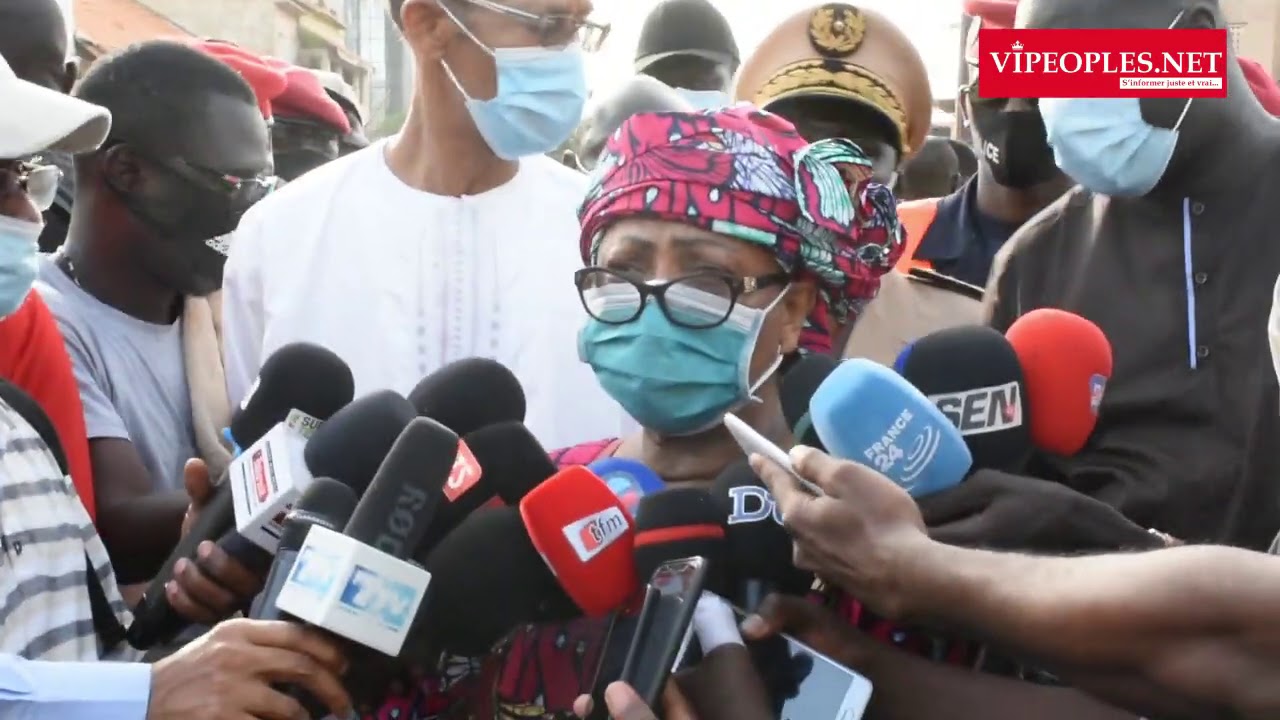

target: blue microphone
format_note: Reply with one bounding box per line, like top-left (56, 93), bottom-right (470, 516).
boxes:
top-left (588, 457), bottom-right (665, 516)
top-left (809, 358), bottom-right (971, 497)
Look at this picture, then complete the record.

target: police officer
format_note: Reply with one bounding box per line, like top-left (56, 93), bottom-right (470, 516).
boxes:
top-left (895, 0), bottom-right (1072, 288)
top-left (635, 0), bottom-right (738, 110)
top-left (734, 2), bottom-right (982, 364)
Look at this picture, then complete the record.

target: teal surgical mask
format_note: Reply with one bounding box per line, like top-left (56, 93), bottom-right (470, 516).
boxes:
top-left (579, 282), bottom-right (788, 436)
top-left (0, 215), bottom-right (41, 318)
top-left (440, 6), bottom-right (588, 160)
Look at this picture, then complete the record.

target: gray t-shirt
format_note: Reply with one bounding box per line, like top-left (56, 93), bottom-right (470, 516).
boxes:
top-left (35, 255), bottom-right (197, 491)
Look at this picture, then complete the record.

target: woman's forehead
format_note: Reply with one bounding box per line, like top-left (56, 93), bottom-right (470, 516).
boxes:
top-left (597, 218), bottom-right (781, 269)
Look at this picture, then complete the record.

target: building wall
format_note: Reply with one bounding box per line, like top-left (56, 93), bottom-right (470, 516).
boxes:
top-left (139, 0), bottom-right (287, 54)
top-left (1223, 0), bottom-right (1280, 78)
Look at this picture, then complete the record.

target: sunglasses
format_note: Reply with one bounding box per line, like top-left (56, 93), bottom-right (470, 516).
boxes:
top-left (0, 161), bottom-right (61, 212)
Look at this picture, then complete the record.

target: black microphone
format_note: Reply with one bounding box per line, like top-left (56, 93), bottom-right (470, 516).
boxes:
top-left (127, 343), bottom-right (354, 648)
top-left (414, 420), bottom-right (557, 555)
top-left (411, 506), bottom-right (581, 657)
top-left (251, 478), bottom-right (359, 621)
top-left (895, 325), bottom-right (1032, 471)
top-left (632, 488), bottom-right (728, 595)
top-left (780, 354), bottom-right (839, 451)
top-left (711, 461), bottom-right (814, 613)
top-left (408, 357), bottom-right (527, 434)
top-left (342, 416), bottom-right (460, 557)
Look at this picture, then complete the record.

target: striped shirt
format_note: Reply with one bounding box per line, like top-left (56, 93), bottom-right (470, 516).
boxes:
top-left (0, 397), bottom-right (133, 661)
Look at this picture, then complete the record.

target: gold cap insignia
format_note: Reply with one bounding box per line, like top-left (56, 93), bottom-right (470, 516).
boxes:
top-left (808, 4), bottom-right (866, 58)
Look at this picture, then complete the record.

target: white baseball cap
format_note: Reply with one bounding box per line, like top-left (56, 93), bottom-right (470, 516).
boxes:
top-left (0, 53), bottom-right (111, 159)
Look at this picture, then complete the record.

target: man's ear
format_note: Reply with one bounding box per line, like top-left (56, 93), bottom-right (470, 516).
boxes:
top-left (100, 144), bottom-right (145, 194)
top-left (401, 0), bottom-right (456, 61)
top-left (779, 281), bottom-right (818, 355)
top-left (60, 60), bottom-right (78, 95)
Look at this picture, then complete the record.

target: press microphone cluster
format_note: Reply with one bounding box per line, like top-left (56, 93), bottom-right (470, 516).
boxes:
top-left (127, 342), bottom-right (356, 649)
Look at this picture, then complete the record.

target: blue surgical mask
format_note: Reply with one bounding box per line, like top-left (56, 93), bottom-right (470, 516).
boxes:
top-left (579, 282), bottom-right (788, 436)
top-left (1039, 95), bottom-right (1191, 197)
top-left (0, 215), bottom-right (40, 318)
top-left (440, 7), bottom-right (587, 160)
top-left (676, 89), bottom-right (730, 111)
top-left (1038, 9), bottom-right (1192, 197)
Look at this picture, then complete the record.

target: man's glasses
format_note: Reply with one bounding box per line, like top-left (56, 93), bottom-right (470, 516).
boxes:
top-left (575, 266), bottom-right (789, 329)
top-left (0, 161), bottom-right (61, 212)
top-left (156, 156), bottom-right (278, 208)
top-left (461, 0), bottom-right (611, 51)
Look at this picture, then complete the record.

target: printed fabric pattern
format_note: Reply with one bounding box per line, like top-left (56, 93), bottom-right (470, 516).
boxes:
top-left (578, 106), bottom-right (904, 353)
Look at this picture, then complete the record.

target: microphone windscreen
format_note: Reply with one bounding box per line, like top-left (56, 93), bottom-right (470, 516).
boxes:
top-left (464, 421), bottom-right (557, 504)
top-left (519, 466), bottom-right (637, 616)
top-left (1005, 309), bottom-right (1113, 456)
top-left (413, 421), bottom-right (557, 555)
top-left (417, 506), bottom-right (578, 655)
top-left (408, 357), bottom-right (527, 435)
top-left (230, 342), bottom-right (355, 447)
top-left (711, 460), bottom-right (812, 596)
top-left (588, 457), bottom-right (665, 516)
top-left (278, 477), bottom-right (359, 552)
top-left (343, 417), bottom-right (460, 556)
top-left (779, 354), bottom-right (840, 450)
top-left (303, 390), bottom-right (417, 494)
top-left (632, 487), bottom-right (726, 594)
top-left (897, 325), bottom-right (1031, 471)
top-left (810, 359), bottom-right (972, 496)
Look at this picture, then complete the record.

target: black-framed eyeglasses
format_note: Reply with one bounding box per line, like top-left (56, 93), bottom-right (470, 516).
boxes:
top-left (575, 266), bottom-right (789, 329)
top-left (0, 159), bottom-right (61, 212)
top-left (461, 0), bottom-right (611, 51)
top-left (106, 140), bottom-right (278, 207)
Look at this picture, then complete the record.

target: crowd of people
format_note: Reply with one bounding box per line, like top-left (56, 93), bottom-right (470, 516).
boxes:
top-left (3, 0), bottom-right (1280, 717)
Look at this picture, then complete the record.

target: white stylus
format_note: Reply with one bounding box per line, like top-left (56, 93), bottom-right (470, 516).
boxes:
top-left (723, 413), bottom-right (825, 496)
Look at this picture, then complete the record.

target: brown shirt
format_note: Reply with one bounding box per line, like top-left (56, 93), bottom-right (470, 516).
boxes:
top-left (984, 180), bottom-right (1280, 543)
top-left (842, 268), bottom-right (984, 365)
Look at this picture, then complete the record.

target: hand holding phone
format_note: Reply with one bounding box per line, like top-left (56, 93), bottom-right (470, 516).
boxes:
top-left (617, 557), bottom-right (709, 713)
top-left (723, 413), bottom-right (825, 497)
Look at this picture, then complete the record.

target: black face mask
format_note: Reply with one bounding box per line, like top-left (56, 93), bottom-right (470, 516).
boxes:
top-left (273, 150), bottom-right (332, 182)
top-left (107, 173), bottom-right (252, 297)
top-left (970, 106), bottom-right (1059, 189)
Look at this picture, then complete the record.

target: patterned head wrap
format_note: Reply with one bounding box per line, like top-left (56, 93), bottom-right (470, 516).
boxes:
top-left (578, 105), bottom-right (903, 353)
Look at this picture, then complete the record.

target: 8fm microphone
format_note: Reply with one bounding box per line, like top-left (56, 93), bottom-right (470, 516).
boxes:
top-left (127, 343), bottom-right (354, 648)
top-left (895, 325), bottom-right (1032, 471)
top-left (409, 357), bottom-right (527, 434)
top-left (711, 460), bottom-right (813, 612)
top-left (780, 354), bottom-right (840, 450)
top-left (415, 420), bottom-right (557, 555)
top-left (251, 478), bottom-right (359, 621)
top-left (1005, 309), bottom-right (1113, 456)
top-left (274, 416), bottom-right (460, 656)
top-left (415, 467), bottom-right (640, 655)
top-left (810, 359), bottom-right (972, 497)
top-left (589, 458), bottom-right (665, 516)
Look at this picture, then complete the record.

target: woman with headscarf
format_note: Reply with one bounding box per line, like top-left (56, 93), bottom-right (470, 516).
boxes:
top-left (482, 106), bottom-right (903, 718)
top-left (365, 105), bottom-right (901, 720)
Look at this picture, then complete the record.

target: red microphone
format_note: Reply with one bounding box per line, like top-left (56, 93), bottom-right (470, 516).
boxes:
top-left (520, 465), bottom-right (638, 616)
top-left (1004, 309), bottom-right (1113, 456)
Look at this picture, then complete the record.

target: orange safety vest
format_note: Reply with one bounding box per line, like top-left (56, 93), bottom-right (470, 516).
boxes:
top-left (894, 198), bottom-right (942, 273)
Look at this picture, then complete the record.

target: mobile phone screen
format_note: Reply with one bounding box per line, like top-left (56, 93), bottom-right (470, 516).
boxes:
top-left (732, 610), bottom-right (873, 720)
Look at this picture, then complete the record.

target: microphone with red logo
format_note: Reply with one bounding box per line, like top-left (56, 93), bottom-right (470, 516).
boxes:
top-left (1004, 309), bottom-right (1113, 456)
top-left (895, 325), bottom-right (1032, 472)
top-left (414, 420), bottom-right (557, 555)
top-left (126, 343), bottom-right (355, 649)
top-left (411, 466), bottom-right (638, 655)
top-left (273, 415), bottom-right (460, 657)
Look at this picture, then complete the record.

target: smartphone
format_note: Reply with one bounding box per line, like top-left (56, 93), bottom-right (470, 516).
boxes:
top-left (732, 608), bottom-right (874, 720)
top-left (723, 413), bottom-right (825, 496)
top-left (616, 557), bottom-right (709, 712)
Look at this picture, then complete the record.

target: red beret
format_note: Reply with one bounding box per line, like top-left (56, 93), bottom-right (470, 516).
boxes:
top-left (1239, 57), bottom-right (1280, 116)
top-left (270, 63), bottom-right (352, 135)
top-left (965, 0), bottom-right (1018, 65)
top-left (191, 40), bottom-right (288, 120)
